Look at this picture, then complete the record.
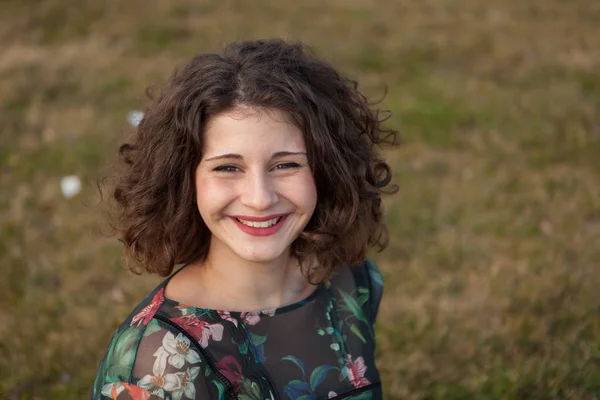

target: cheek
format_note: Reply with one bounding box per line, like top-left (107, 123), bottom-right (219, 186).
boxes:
top-left (195, 176), bottom-right (237, 216)
top-left (307, 178), bottom-right (318, 209)
top-left (291, 173), bottom-right (318, 212)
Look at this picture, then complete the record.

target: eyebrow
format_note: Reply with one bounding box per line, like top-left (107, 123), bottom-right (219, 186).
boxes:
top-left (204, 151), bottom-right (307, 162)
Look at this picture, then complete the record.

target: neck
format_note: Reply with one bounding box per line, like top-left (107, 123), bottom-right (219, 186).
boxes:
top-left (187, 241), bottom-right (314, 312)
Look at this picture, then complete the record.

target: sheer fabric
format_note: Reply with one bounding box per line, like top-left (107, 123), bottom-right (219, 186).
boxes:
top-left (91, 259), bottom-right (384, 400)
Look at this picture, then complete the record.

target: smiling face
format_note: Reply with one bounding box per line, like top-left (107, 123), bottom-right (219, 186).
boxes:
top-left (195, 107), bottom-right (317, 265)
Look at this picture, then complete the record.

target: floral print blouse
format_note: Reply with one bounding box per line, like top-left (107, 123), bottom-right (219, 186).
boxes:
top-left (91, 259), bottom-right (384, 400)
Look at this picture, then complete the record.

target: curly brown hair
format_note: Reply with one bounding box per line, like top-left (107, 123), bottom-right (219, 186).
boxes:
top-left (114, 39), bottom-right (398, 282)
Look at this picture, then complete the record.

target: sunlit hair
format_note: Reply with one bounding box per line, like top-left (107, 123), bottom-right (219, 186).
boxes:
top-left (114, 39), bottom-right (398, 282)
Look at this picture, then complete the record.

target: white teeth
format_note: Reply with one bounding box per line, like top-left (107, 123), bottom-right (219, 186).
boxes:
top-left (236, 217), bottom-right (281, 228)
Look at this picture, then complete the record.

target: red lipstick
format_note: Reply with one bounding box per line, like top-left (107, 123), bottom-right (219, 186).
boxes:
top-left (230, 214), bottom-right (288, 237)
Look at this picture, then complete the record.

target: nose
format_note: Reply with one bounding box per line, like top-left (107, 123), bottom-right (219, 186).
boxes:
top-left (240, 171), bottom-right (279, 211)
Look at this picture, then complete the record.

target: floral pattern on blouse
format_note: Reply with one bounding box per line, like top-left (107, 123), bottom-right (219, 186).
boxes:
top-left (91, 259), bottom-right (384, 400)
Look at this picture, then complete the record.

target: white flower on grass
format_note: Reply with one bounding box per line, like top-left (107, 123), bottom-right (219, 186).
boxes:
top-left (127, 110), bottom-right (144, 127)
top-left (172, 367), bottom-right (201, 400)
top-left (60, 175), bottom-right (81, 199)
top-left (157, 332), bottom-right (202, 368)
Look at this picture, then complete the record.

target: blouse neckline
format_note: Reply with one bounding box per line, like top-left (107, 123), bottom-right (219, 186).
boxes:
top-left (160, 264), bottom-right (325, 317)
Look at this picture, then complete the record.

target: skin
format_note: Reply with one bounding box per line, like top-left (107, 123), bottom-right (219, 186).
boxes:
top-left (165, 107), bottom-right (319, 312)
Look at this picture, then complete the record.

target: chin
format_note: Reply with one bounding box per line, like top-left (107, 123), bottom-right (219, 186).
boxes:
top-left (234, 247), bottom-right (288, 264)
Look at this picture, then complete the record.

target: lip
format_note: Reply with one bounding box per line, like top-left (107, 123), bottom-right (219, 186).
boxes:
top-left (231, 213), bottom-right (287, 222)
top-left (230, 214), bottom-right (289, 237)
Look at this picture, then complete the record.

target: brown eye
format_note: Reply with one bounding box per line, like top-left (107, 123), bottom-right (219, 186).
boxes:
top-left (213, 165), bottom-right (240, 172)
top-left (274, 162), bottom-right (300, 170)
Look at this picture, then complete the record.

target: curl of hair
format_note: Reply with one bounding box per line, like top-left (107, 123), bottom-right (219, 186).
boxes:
top-left (113, 39), bottom-right (398, 281)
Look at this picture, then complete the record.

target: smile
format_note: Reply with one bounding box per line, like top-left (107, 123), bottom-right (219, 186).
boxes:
top-left (230, 214), bottom-right (289, 237)
top-left (236, 217), bottom-right (281, 228)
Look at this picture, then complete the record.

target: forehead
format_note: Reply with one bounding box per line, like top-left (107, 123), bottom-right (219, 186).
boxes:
top-left (202, 108), bottom-right (306, 155)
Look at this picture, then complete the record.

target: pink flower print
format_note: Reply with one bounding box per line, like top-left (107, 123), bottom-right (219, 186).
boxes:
top-left (328, 391), bottom-right (338, 399)
top-left (215, 355), bottom-right (243, 392)
top-left (240, 308), bottom-right (276, 325)
top-left (171, 313), bottom-right (200, 332)
top-left (261, 308), bottom-right (277, 317)
top-left (131, 288), bottom-right (165, 327)
top-left (218, 311), bottom-right (238, 327)
top-left (171, 313), bottom-right (224, 348)
top-left (197, 322), bottom-right (223, 347)
top-left (240, 311), bottom-right (261, 326)
top-left (345, 355), bottom-right (370, 388)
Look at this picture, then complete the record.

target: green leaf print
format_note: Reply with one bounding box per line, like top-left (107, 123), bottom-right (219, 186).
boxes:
top-left (357, 287), bottom-right (369, 306)
top-left (350, 323), bottom-right (367, 344)
top-left (309, 365), bottom-right (336, 391)
top-left (238, 338), bottom-right (249, 355)
top-left (281, 355), bottom-right (306, 376)
top-left (212, 380), bottom-right (226, 400)
top-left (238, 380), bottom-right (263, 400)
top-left (249, 331), bottom-right (267, 346)
top-left (366, 259), bottom-right (383, 287)
top-left (248, 381), bottom-right (261, 397)
top-left (105, 326), bottom-right (139, 379)
top-left (338, 289), bottom-right (370, 328)
top-left (142, 319), bottom-right (162, 337)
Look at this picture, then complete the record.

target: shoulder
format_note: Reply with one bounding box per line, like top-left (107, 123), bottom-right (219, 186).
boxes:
top-left (92, 277), bottom-right (224, 400)
top-left (91, 285), bottom-right (174, 398)
top-left (344, 258), bottom-right (384, 326)
top-left (328, 258), bottom-right (384, 302)
top-left (93, 315), bottom-right (213, 399)
top-left (347, 258), bottom-right (384, 293)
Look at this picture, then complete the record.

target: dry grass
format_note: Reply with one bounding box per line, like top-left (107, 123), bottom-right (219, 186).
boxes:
top-left (1, 0), bottom-right (599, 398)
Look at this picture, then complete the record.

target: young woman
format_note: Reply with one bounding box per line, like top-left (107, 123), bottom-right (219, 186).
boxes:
top-left (92, 39), bottom-right (397, 400)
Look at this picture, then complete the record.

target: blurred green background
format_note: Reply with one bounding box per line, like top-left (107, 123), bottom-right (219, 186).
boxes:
top-left (1, 0), bottom-right (600, 399)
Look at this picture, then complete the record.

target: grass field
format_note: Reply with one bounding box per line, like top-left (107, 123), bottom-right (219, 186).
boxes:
top-left (1, 0), bottom-right (599, 398)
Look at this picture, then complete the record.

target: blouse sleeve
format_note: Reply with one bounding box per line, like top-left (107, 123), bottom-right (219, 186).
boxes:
top-left (98, 382), bottom-right (164, 399)
top-left (92, 318), bottom-right (213, 400)
top-left (364, 258), bottom-right (384, 326)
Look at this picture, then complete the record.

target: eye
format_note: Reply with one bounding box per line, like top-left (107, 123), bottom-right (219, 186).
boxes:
top-left (273, 162), bottom-right (300, 170)
top-left (213, 165), bottom-right (241, 173)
